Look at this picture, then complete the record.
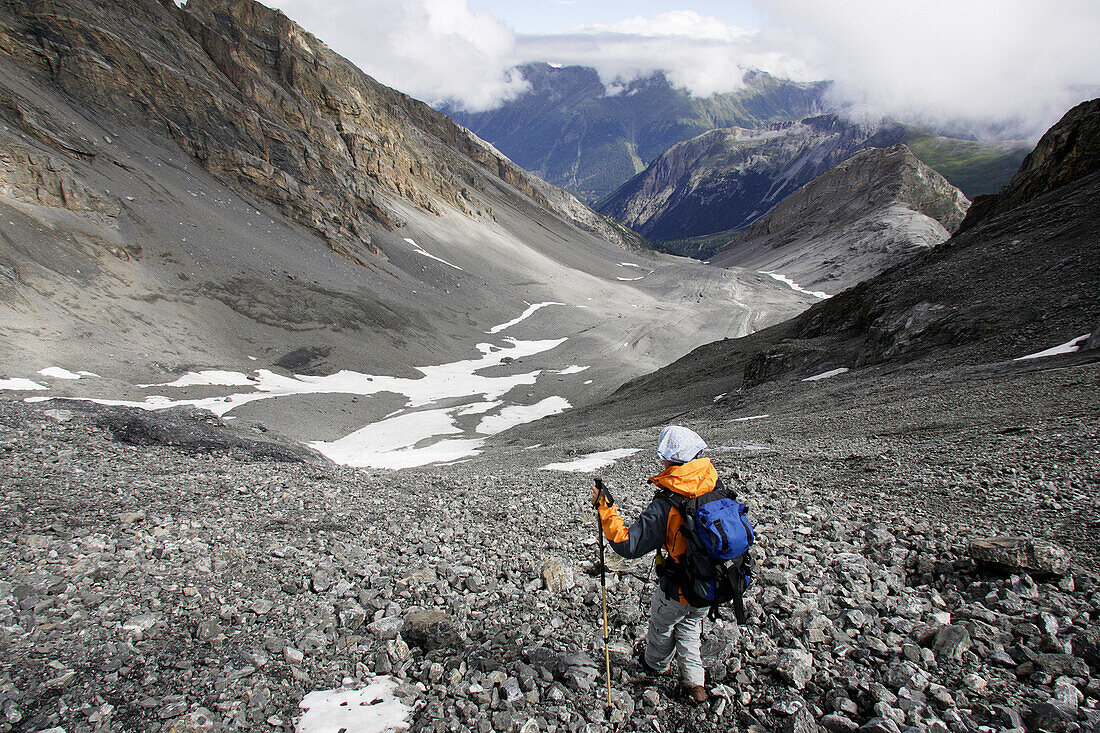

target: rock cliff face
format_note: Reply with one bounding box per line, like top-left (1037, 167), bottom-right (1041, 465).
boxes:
top-left (596, 115), bottom-right (908, 241)
top-left (709, 145), bottom-right (970, 294)
top-left (959, 97), bottom-right (1100, 233)
top-left (0, 0), bottom-right (631, 256)
top-left (445, 65), bottom-right (831, 204)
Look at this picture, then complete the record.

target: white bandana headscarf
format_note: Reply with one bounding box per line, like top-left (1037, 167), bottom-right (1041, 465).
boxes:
top-left (656, 425), bottom-right (706, 464)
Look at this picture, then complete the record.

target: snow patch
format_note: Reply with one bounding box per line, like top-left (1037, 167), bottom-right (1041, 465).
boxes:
top-left (803, 367), bottom-right (849, 382)
top-left (733, 414), bottom-right (770, 422)
top-left (142, 370), bottom-right (256, 388)
top-left (553, 365), bottom-right (590, 375)
top-left (1014, 334), bottom-right (1090, 361)
top-left (0, 378), bottom-right (47, 391)
top-left (309, 408), bottom-right (477, 469)
top-left (476, 396), bottom-right (570, 435)
top-left (38, 367), bottom-right (82, 380)
top-left (488, 302), bottom-right (565, 334)
top-left (540, 448), bottom-right (642, 473)
top-left (761, 271), bottom-right (830, 299)
top-left (296, 677), bottom-right (410, 733)
top-left (402, 237), bottom-right (463, 271)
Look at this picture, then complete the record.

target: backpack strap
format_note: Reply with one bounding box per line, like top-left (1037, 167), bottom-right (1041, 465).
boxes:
top-left (731, 575), bottom-right (746, 624)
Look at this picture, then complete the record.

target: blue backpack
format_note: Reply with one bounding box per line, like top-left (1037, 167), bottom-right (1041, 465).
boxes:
top-left (661, 480), bottom-right (754, 622)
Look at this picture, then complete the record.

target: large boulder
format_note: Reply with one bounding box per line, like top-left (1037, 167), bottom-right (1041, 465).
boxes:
top-left (402, 609), bottom-right (465, 651)
top-left (968, 536), bottom-right (1070, 576)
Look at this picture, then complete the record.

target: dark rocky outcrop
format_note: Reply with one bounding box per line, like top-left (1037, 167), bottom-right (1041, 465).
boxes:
top-left (709, 144), bottom-right (969, 293)
top-left (959, 98), bottom-right (1100, 233)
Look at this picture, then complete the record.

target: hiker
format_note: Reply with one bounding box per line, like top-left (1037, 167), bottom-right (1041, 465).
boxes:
top-left (589, 425), bottom-right (721, 704)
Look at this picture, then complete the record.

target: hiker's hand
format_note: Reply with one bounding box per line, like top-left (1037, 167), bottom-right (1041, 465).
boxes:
top-left (590, 485), bottom-right (601, 508)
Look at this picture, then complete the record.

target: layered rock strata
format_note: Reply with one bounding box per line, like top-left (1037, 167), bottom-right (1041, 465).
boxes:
top-left (0, 0), bottom-right (632, 259)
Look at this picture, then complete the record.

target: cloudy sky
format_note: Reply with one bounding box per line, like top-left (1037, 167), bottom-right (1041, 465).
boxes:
top-left (266, 0), bottom-right (1100, 138)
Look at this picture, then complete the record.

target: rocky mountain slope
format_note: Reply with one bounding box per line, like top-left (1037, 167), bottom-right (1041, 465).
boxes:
top-left (0, 52), bottom-right (1096, 733)
top-left (444, 65), bottom-right (831, 205)
top-left (0, 0), bottom-right (632, 254)
top-left (959, 98), bottom-right (1100, 233)
top-left (2, 376), bottom-right (1098, 732)
top-left (595, 115), bottom-right (910, 241)
top-left (707, 144), bottom-right (970, 294)
top-left (0, 0), bottom-right (816, 452)
top-left (520, 99), bottom-right (1100, 434)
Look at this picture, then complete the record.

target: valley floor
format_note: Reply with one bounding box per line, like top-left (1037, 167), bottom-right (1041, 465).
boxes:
top-left (1, 355), bottom-right (1098, 733)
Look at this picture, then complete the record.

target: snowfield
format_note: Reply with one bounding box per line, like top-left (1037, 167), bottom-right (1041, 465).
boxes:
top-left (539, 448), bottom-right (643, 472)
top-left (0, 378), bottom-right (47, 391)
top-left (19, 308), bottom-right (599, 469)
top-left (761, 271), bottom-right (830, 299)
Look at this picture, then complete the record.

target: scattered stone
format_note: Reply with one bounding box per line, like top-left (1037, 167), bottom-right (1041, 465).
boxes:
top-left (167, 707), bottom-right (218, 733)
top-left (774, 649), bottom-right (813, 689)
top-left (1037, 653), bottom-right (1090, 678)
top-left (310, 570), bottom-right (333, 593)
top-left (195, 619), bottom-right (222, 641)
top-left (540, 557), bottom-right (575, 593)
top-left (118, 510), bottom-right (146, 526)
top-left (369, 616), bottom-right (405, 640)
top-left (932, 624), bottom-right (971, 661)
top-left (403, 609), bottom-right (463, 650)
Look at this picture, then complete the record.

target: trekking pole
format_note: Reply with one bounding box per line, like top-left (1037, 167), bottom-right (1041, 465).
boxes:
top-left (594, 478), bottom-right (612, 709)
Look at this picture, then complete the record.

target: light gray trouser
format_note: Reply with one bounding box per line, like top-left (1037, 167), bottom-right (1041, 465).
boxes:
top-left (644, 585), bottom-right (707, 686)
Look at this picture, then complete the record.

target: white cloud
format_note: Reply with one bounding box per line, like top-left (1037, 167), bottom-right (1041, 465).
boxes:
top-left (573, 11), bottom-right (751, 42)
top-left (265, 0), bottom-right (1100, 137)
top-left (265, 0), bottom-right (529, 111)
top-left (513, 11), bottom-right (816, 97)
top-left (759, 0), bottom-right (1100, 137)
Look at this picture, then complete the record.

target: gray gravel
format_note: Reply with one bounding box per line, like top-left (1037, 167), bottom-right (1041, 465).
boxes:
top-left (2, 360), bottom-right (1098, 733)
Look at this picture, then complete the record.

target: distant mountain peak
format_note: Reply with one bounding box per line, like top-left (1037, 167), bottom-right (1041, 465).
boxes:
top-left (596, 114), bottom-right (909, 241)
top-left (443, 66), bottom-right (831, 204)
top-left (710, 143), bottom-right (970, 293)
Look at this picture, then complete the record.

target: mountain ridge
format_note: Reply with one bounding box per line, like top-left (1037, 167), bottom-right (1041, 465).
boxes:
top-left (708, 144), bottom-right (970, 293)
top-left (0, 0), bottom-right (634, 257)
top-left (444, 64), bottom-right (832, 204)
top-left (596, 114), bottom-right (909, 241)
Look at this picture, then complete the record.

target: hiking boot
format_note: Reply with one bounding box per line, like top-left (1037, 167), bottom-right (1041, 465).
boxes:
top-left (686, 685), bottom-right (707, 704)
top-left (634, 642), bottom-right (670, 676)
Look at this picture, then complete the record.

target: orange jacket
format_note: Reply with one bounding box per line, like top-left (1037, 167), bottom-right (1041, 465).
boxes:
top-left (597, 457), bottom-right (720, 562)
